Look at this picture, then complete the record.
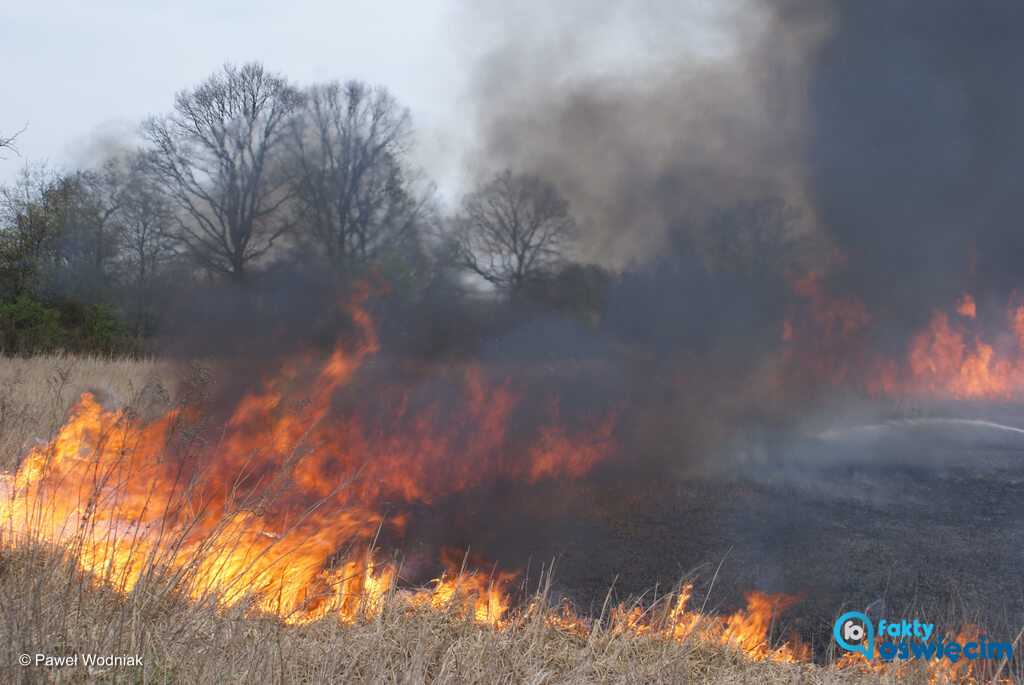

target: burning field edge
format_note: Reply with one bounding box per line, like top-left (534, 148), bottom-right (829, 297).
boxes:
top-left (0, 540), bottom-right (949, 685)
top-left (1, 354), bottom-right (1020, 684)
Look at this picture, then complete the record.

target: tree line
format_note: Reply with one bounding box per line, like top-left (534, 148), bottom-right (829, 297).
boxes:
top-left (0, 63), bottom-right (592, 355)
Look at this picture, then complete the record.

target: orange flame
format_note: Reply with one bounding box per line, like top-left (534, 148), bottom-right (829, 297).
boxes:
top-left (906, 311), bottom-right (1017, 399)
top-left (0, 290), bottom-right (1010, 680)
top-left (784, 272), bottom-right (1024, 400)
top-left (956, 294), bottom-right (977, 319)
top-left (0, 295), bottom-right (614, 626)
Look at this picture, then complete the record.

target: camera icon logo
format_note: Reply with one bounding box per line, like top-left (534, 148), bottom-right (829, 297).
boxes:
top-left (842, 619), bottom-right (866, 642)
top-left (833, 611), bottom-right (875, 660)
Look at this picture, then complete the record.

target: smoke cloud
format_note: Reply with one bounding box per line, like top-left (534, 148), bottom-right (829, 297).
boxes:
top-left (460, 0), bottom-right (1024, 330)
top-left (458, 0), bottom-right (828, 266)
top-left (806, 0), bottom-right (1024, 331)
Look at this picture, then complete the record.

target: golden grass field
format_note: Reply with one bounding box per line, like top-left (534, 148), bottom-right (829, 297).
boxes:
top-left (0, 355), bottom-right (1005, 684)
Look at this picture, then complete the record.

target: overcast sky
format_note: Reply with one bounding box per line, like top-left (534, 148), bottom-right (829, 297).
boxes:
top-left (2, 0), bottom-right (739, 203)
top-left (1, 0), bottom-right (477, 193)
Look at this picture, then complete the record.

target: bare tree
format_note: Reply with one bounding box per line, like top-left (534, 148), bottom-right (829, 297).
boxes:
top-left (452, 170), bottom-right (578, 292)
top-left (143, 63), bottom-right (302, 281)
top-left (62, 161), bottom-right (129, 299)
top-left (0, 124), bottom-right (26, 159)
top-left (114, 155), bottom-right (177, 334)
top-left (288, 81), bottom-right (430, 271)
top-left (700, 196), bottom-right (804, 278)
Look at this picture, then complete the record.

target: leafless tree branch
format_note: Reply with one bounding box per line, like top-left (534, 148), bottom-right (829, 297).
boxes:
top-left (142, 62), bottom-right (302, 281)
top-left (0, 124), bottom-right (27, 159)
top-left (451, 170), bottom-right (578, 293)
top-left (287, 81), bottom-right (430, 272)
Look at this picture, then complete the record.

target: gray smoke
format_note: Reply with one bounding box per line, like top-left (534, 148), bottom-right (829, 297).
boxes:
top-left (458, 0), bottom-right (830, 266)
top-left (806, 0), bottom-right (1024, 333)
top-left (460, 0), bottom-right (1024, 331)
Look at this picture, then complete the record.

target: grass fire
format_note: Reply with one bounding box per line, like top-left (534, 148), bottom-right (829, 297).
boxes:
top-left (2, 1), bottom-right (1024, 683)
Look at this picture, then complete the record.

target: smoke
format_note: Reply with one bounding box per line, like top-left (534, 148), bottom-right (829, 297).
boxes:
top-left (149, 0), bottom-right (1024, 491)
top-left (460, 0), bottom-right (1024, 328)
top-left (445, 1), bottom-right (842, 480)
top-left (806, 0), bottom-right (1024, 331)
top-left (444, 3), bottom-right (1024, 617)
top-left (11, 0), bottom-right (1024, 638)
top-left (458, 0), bottom-right (829, 266)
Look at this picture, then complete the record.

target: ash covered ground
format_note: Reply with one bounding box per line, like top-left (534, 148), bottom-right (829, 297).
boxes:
top-left (404, 401), bottom-right (1024, 653)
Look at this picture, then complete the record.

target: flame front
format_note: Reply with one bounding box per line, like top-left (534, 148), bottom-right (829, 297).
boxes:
top-left (785, 275), bottom-right (1024, 401)
top-left (0, 293), bottom-right (1007, 680)
top-left (0, 296), bottom-right (835, 667)
top-left (902, 303), bottom-right (1024, 399)
top-left (0, 296), bottom-right (614, 625)
top-left (604, 584), bottom-right (811, 663)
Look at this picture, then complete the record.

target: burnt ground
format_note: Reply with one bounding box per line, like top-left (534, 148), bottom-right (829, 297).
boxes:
top-left (401, 401), bottom-right (1024, 655)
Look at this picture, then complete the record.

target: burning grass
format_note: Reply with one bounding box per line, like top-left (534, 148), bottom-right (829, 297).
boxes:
top-left (0, 353), bottom-right (163, 472)
top-left (0, 537), bottom-right (1008, 685)
top-left (0, 339), bottom-right (1020, 683)
top-left (0, 541), bottom-right (905, 685)
top-left (785, 284), bottom-right (1024, 401)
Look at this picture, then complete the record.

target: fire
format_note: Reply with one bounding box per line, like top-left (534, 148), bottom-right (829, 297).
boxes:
top-left (406, 549), bottom-right (518, 626)
top-left (0, 291), bottom-right (867, 670)
top-left (781, 271), bottom-right (873, 388)
top-left (892, 296), bottom-right (1024, 399)
top-left (783, 273), bottom-right (1024, 400)
top-left (0, 294), bottom-right (614, 626)
top-left (956, 294), bottom-right (977, 319)
top-left (835, 624), bottom-right (1013, 684)
top-left (0, 290), bottom-right (1012, 681)
top-left (789, 272), bottom-right (872, 339)
top-left (906, 311), bottom-right (1017, 399)
top-left (556, 583), bottom-right (810, 663)
top-left (669, 587), bottom-right (811, 662)
top-left (0, 290), bottom-right (823, 666)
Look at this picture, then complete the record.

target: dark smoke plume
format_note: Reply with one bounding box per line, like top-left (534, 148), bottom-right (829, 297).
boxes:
top-left (460, 0), bottom-right (1024, 333)
top-left (806, 0), bottom-right (1024, 333)
top-left (449, 0), bottom-right (840, 475)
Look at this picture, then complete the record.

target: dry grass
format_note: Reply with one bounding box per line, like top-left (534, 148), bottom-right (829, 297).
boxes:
top-left (0, 354), bottom-right (164, 470)
top-left (0, 355), bottom-right (1011, 684)
top-left (0, 543), bottom-right (912, 685)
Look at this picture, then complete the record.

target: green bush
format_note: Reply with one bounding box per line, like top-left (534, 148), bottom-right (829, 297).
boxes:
top-left (0, 294), bottom-right (64, 354)
top-left (83, 303), bottom-right (124, 352)
top-left (0, 294), bottom-right (138, 356)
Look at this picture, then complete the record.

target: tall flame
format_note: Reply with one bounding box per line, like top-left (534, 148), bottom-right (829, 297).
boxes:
top-left (0, 294), bottom-right (614, 625)
top-left (0, 291), bottom-right (1009, 680)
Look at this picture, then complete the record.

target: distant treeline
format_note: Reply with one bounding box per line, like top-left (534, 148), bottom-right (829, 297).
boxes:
top-left (0, 63), bottom-right (617, 356)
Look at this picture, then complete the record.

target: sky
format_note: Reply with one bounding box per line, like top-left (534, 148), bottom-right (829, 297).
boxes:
top-left (1, 0), bottom-right (738, 203)
top-left (1, 0), bottom-right (473, 194)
